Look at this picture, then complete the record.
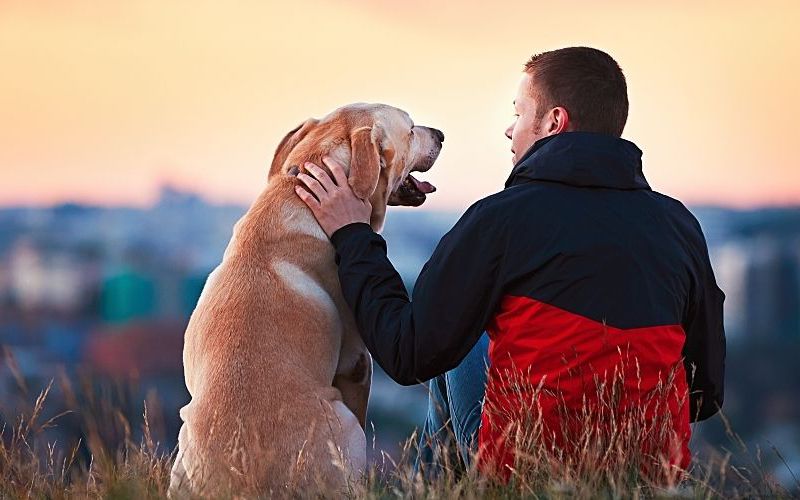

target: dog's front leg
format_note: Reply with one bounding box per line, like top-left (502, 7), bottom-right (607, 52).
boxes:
top-left (333, 346), bottom-right (372, 430)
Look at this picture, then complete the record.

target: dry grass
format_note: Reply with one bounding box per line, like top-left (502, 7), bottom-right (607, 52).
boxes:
top-left (0, 368), bottom-right (796, 499)
top-left (0, 379), bottom-right (173, 499)
top-left (360, 363), bottom-right (799, 500)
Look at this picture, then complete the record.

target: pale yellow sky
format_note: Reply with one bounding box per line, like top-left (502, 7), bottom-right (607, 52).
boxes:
top-left (1, 1), bottom-right (798, 210)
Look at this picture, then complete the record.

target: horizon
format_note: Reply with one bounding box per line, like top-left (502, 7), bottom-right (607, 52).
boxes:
top-left (2, 183), bottom-right (799, 213)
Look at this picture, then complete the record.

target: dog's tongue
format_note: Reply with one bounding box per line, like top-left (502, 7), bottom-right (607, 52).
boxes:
top-left (409, 174), bottom-right (436, 194)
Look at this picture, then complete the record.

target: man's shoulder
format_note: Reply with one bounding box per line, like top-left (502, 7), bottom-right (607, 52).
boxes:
top-left (445, 188), bottom-right (532, 237)
top-left (467, 182), bottom-right (559, 213)
top-left (455, 186), bottom-right (534, 228)
top-left (649, 190), bottom-right (705, 232)
top-left (646, 190), bottom-right (713, 256)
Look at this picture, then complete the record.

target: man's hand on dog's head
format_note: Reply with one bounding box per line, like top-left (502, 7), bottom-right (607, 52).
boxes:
top-left (295, 157), bottom-right (372, 238)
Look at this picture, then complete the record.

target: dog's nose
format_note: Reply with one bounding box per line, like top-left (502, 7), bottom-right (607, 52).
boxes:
top-left (431, 128), bottom-right (445, 143)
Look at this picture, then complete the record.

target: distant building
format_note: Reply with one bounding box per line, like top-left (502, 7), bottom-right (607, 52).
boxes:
top-left (744, 236), bottom-right (800, 340)
top-left (100, 270), bottom-right (157, 323)
top-left (712, 240), bottom-right (749, 340)
top-left (7, 239), bottom-right (87, 312)
top-left (83, 321), bottom-right (184, 378)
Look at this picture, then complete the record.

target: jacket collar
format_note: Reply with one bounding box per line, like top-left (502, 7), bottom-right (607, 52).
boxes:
top-left (504, 131), bottom-right (651, 191)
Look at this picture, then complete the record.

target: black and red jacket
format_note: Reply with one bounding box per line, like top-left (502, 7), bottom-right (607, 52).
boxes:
top-left (330, 131), bottom-right (726, 474)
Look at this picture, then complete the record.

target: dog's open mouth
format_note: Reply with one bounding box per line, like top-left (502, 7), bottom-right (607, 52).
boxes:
top-left (388, 170), bottom-right (436, 207)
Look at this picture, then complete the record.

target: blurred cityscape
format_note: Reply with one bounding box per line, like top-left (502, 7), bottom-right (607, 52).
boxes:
top-left (0, 186), bottom-right (799, 482)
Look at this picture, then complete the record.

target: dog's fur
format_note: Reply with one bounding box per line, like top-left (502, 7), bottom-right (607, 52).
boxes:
top-left (168, 103), bottom-right (442, 497)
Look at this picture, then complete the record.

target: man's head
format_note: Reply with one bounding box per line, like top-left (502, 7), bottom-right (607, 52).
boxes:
top-left (505, 47), bottom-right (629, 164)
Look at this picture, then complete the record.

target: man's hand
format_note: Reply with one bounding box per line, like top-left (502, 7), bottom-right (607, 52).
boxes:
top-left (294, 157), bottom-right (372, 238)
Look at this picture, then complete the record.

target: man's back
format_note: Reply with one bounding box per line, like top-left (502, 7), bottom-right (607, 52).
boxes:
top-left (464, 132), bottom-right (725, 477)
top-left (495, 172), bottom-right (703, 330)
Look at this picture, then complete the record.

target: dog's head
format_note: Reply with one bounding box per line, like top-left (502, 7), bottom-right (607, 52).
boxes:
top-left (270, 103), bottom-right (443, 230)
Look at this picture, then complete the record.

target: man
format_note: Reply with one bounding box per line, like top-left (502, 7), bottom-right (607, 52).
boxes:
top-left (295, 47), bottom-right (725, 480)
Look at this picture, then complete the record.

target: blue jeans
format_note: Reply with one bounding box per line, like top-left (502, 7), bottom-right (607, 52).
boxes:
top-left (415, 332), bottom-right (490, 476)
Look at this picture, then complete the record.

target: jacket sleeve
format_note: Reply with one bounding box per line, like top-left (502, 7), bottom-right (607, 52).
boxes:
top-left (681, 217), bottom-right (726, 422)
top-left (330, 201), bottom-right (506, 385)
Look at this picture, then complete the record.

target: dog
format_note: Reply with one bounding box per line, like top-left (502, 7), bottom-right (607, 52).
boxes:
top-left (168, 103), bottom-right (443, 497)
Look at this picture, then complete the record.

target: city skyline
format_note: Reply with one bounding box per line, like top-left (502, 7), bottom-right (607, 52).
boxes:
top-left (2, 1), bottom-right (799, 211)
top-left (2, 190), bottom-right (798, 344)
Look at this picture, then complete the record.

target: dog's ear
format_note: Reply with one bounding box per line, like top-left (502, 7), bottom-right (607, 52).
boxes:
top-left (269, 118), bottom-right (319, 179)
top-left (348, 125), bottom-right (384, 200)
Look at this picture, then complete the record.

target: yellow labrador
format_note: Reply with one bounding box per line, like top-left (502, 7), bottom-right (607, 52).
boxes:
top-left (169, 103), bottom-right (443, 497)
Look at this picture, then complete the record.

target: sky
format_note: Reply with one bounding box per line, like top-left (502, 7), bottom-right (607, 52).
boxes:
top-left (1, 1), bottom-right (798, 211)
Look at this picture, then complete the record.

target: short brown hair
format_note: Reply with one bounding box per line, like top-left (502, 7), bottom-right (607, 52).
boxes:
top-left (524, 47), bottom-right (628, 137)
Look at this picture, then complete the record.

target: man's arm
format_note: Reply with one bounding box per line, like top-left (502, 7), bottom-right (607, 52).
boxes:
top-left (331, 200), bottom-right (505, 385)
top-left (681, 218), bottom-right (726, 422)
top-left (295, 157), bottom-right (507, 385)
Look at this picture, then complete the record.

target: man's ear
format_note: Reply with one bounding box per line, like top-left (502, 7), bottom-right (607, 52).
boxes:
top-left (268, 118), bottom-right (319, 179)
top-left (545, 106), bottom-right (570, 135)
top-left (348, 125), bottom-right (384, 200)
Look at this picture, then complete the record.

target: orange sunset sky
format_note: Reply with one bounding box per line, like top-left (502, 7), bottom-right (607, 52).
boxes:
top-left (1, 1), bottom-right (798, 211)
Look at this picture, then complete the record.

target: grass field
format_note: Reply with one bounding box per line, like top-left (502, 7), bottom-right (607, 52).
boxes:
top-left (1, 375), bottom-right (797, 499)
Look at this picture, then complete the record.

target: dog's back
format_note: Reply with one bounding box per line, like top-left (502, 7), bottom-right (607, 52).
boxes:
top-left (170, 182), bottom-right (365, 496)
